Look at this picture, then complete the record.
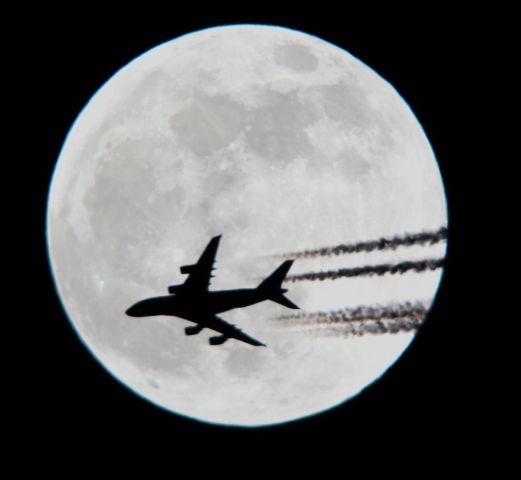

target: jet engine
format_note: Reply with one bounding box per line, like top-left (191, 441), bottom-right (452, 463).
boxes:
top-left (180, 264), bottom-right (196, 274)
top-left (185, 325), bottom-right (203, 336)
top-left (209, 335), bottom-right (228, 346)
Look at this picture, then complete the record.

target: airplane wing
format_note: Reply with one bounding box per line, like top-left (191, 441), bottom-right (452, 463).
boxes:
top-left (207, 315), bottom-right (266, 347)
top-left (180, 235), bottom-right (222, 294)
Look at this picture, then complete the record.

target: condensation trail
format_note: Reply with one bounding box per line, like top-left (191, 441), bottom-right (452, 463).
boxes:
top-left (278, 301), bottom-right (427, 324)
top-left (275, 227), bottom-right (447, 259)
top-left (311, 317), bottom-right (423, 337)
top-left (284, 258), bottom-right (444, 283)
top-left (277, 301), bottom-right (427, 337)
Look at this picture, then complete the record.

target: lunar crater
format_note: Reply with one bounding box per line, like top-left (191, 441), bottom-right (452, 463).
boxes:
top-left (169, 93), bottom-right (247, 156)
top-left (274, 43), bottom-right (319, 72)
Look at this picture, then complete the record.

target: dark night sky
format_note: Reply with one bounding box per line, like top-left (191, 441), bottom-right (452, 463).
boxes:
top-left (21, 11), bottom-right (472, 458)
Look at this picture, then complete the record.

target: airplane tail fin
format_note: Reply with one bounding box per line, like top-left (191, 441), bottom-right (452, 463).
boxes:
top-left (257, 260), bottom-right (299, 310)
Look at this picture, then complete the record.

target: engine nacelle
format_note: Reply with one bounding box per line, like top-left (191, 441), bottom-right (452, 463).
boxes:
top-left (209, 335), bottom-right (228, 346)
top-left (185, 325), bottom-right (203, 336)
top-left (168, 284), bottom-right (183, 294)
top-left (180, 264), bottom-right (196, 274)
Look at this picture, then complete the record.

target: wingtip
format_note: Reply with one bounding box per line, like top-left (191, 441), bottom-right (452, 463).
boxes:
top-left (285, 259), bottom-right (295, 269)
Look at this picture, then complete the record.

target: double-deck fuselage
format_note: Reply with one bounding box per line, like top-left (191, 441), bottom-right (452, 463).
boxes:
top-left (126, 288), bottom-right (272, 322)
top-left (125, 235), bottom-right (298, 346)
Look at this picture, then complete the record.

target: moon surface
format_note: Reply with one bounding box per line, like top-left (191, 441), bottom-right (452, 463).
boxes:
top-left (47, 25), bottom-right (447, 426)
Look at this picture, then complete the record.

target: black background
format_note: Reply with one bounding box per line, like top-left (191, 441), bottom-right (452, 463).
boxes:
top-left (22, 11), bottom-right (471, 458)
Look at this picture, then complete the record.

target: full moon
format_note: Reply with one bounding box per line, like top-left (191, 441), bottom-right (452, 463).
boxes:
top-left (47, 25), bottom-right (447, 426)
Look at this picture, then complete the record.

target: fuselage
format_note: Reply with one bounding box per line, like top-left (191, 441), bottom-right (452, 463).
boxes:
top-left (126, 288), bottom-right (268, 322)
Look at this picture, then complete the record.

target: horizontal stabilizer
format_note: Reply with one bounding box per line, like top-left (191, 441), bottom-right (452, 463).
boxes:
top-left (271, 293), bottom-right (299, 310)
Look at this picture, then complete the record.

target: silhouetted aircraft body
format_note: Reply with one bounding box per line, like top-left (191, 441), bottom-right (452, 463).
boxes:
top-left (126, 236), bottom-right (298, 347)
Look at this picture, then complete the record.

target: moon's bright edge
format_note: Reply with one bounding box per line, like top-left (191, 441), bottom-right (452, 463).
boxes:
top-left (47, 25), bottom-right (447, 426)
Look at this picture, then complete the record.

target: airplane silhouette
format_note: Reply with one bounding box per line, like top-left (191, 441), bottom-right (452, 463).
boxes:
top-left (125, 235), bottom-right (298, 347)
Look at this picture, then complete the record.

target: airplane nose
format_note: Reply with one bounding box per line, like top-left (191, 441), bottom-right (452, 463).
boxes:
top-left (125, 304), bottom-right (140, 317)
top-left (125, 297), bottom-right (164, 317)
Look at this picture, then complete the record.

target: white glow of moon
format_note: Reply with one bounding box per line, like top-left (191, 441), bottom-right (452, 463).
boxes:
top-left (47, 25), bottom-right (447, 426)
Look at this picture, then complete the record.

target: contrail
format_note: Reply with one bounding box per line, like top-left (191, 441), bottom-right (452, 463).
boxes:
top-left (277, 301), bottom-right (427, 337)
top-left (278, 301), bottom-right (427, 324)
top-left (284, 258), bottom-right (444, 283)
top-left (275, 227), bottom-right (447, 259)
top-left (310, 317), bottom-right (423, 337)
